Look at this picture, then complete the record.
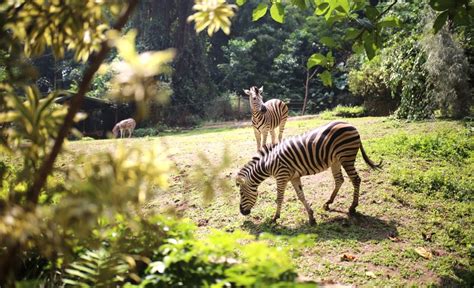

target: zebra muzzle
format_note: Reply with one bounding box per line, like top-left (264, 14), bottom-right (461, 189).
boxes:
top-left (240, 205), bottom-right (251, 215)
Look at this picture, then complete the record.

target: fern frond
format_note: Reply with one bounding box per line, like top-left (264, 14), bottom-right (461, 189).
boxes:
top-left (62, 248), bottom-right (129, 287)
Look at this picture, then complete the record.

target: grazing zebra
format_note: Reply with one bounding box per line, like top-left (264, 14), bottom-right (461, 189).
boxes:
top-left (236, 121), bottom-right (382, 225)
top-left (112, 118), bottom-right (136, 138)
top-left (244, 86), bottom-right (288, 151)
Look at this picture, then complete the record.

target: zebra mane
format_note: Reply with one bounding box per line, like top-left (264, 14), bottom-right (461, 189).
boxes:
top-left (258, 142), bottom-right (278, 157)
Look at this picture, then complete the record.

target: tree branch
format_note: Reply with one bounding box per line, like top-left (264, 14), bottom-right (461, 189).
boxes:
top-left (26, 0), bottom-right (139, 205)
top-left (353, 0), bottom-right (398, 42)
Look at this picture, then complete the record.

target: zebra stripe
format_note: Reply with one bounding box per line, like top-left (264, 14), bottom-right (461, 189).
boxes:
top-left (236, 121), bottom-right (382, 225)
top-left (244, 86), bottom-right (288, 151)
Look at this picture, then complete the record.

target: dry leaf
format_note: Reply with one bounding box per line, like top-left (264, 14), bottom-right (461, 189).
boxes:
top-left (366, 271), bottom-right (377, 278)
top-left (414, 247), bottom-right (432, 259)
top-left (340, 253), bottom-right (356, 262)
top-left (389, 236), bottom-right (401, 242)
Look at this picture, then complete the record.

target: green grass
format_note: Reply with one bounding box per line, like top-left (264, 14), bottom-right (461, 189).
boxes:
top-left (56, 117), bottom-right (474, 286)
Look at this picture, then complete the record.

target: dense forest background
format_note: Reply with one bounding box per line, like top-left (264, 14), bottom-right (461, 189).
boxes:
top-left (32, 0), bottom-right (472, 128)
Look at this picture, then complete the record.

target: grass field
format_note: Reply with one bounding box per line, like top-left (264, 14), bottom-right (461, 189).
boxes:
top-left (66, 116), bottom-right (473, 287)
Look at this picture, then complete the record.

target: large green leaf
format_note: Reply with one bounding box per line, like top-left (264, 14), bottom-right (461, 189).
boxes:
top-left (320, 36), bottom-right (336, 48)
top-left (344, 27), bottom-right (361, 40)
top-left (378, 16), bottom-right (400, 27)
top-left (363, 32), bottom-right (376, 60)
top-left (433, 10), bottom-right (449, 33)
top-left (307, 53), bottom-right (327, 69)
top-left (319, 70), bottom-right (332, 87)
top-left (252, 3), bottom-right (268, 21)
top-left (337, 0), bottom-right (350, 13)
top-left (429, 0), bottom-right (456, 11)
top-left (315, 3), bottom-right (329, 16)
top-left (291, 0), bottom-right (306, 9)
top-left (270, 3), bottom-right (285, 23)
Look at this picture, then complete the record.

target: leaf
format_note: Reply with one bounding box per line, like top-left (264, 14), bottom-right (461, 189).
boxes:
top-left (291, 0), bottom-right (306, 9)
top-left (337, 0), bottom-right (350, 14)
top-left (414, 247), bottom-right (433, 259)
top-left (433, 10), bottom-right (449, 33)
top-left (366, 6), bottom-right (380, 21)
top-left (429, 0), bottom-right (455, 11)
top-left (344, 28), bottom-right (361, 40)
top-left (319, 70), bottom-right (332, 87)
top-left (366, 271), bottom-right (377, 278)
top-left (320, 36), bottom-right (336, 48)
top-left (378, 16), bottom-right (400, 28)
top-left (315, 3), bottom-right (329, 16)
top-left (363, 33), bottom-right (376, 60)
top-left (270, 2), bottom-right (285, 23)
top-left (307, 53), bottom-right (326, 69)
top-left (236, 0), bottom-right (247, 6)
top-left (252, 3), bottom-right (268, 21)
top-left (340, 253), bottom-right (356, 261)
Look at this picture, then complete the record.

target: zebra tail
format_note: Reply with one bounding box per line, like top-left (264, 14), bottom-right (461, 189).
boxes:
top-left (360, 143), bottom-right (383, 170)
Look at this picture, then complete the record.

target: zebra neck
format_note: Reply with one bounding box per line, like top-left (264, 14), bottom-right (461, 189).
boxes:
top-left (248, 158), bottom-right (271, 185)
top-left (252, 110), bottom-right (264, 121)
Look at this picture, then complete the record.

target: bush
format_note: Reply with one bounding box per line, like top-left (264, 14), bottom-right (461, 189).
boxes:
top-left (373, 130), bottom-right (472, 163)
top-left (133, 128), bottom-right (159, 138)
top-left (62, 215), bottom-right (298, 287)
top-left (319, 105), bottom-right (366, 119)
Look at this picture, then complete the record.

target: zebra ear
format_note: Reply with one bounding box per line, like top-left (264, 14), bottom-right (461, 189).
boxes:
top-left (243, 89), bottom-right (250, 95)
top-left (258, 86), bottom-right (263, 94)
top-left (236, 176), bottom-right (245, 185)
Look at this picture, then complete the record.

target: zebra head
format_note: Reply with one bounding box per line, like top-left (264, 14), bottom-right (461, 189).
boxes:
top-left (236, 174), bottom-right (258, 216)
top-left (244, 86), bottom-right (266, 113)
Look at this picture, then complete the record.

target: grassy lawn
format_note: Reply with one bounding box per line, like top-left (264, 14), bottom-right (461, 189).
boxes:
top-left (66, 116), bottom-right (473, 287)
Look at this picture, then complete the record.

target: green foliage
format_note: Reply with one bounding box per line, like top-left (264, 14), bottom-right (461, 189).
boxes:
top-left (133, 128), bottom-right (159, 138)
top-left (1, 0), bottom-right (125, 61)
top-left (391, 166), bottom-right (473, 202)
top-left (429, 0), bottom-right (473, 33)
top-left (130, 228), bottom-right (297, 287)
top-left (319, 105), bottom-right (366, 119)
top-left (422, 28), bottom-right (471, 119)
top-left (371, 129), bottom-right (473, 201)
top-left (63, 249), bottom-right (129, 287)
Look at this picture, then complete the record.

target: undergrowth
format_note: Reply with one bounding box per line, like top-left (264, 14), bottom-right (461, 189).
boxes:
top-left (370, 128), bottom-right (473, 201)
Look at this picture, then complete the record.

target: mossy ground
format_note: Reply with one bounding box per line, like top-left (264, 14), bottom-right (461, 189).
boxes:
top-left (66, 116), bottom-right (473, 287)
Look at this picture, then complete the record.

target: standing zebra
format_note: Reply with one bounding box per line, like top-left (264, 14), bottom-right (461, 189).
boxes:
top-left (236, 121), bottom-right (382, 225)
top-left (244, 86), bottom-right (288, 151)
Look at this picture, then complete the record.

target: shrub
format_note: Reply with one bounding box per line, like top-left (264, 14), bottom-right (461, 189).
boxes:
top-left (62, 216), bottom-right (298, 287)
top-left (133, 128), bottom-right (159, 138)
top-left (319, 105), bottom-right (366, 119)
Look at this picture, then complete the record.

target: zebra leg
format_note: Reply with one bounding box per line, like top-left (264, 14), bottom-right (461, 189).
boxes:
top-left (253, 128), bottom-right (261, 150)
top-left (342, 161), bottom-right (361, 215)
top-left (323, 163), bottom-right (345, 211)
top-left (278, 120), bottom-right (287, 142)
top-left (291, 178), bottom-right (316, 225)
top-left (272, 180), bottom-right (288, 223)
top-left (262, 128), bottom-right (268, 148)
top-left (270, 129), bottom-right (276, 145)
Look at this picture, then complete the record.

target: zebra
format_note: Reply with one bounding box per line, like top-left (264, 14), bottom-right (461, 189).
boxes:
top-left (244, 86), bottom-right (288, 151)
top-left (235, 121), bottom-right (382, 225)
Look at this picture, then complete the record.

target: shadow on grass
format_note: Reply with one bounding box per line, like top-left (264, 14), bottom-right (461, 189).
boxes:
top-left (438, 265), bottom-right (474, 288)
top-left (242, 210), bottom-right (399, 242)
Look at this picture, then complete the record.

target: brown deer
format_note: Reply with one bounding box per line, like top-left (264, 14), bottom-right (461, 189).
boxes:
top-left (112, 118), bottom-right (136, 138)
